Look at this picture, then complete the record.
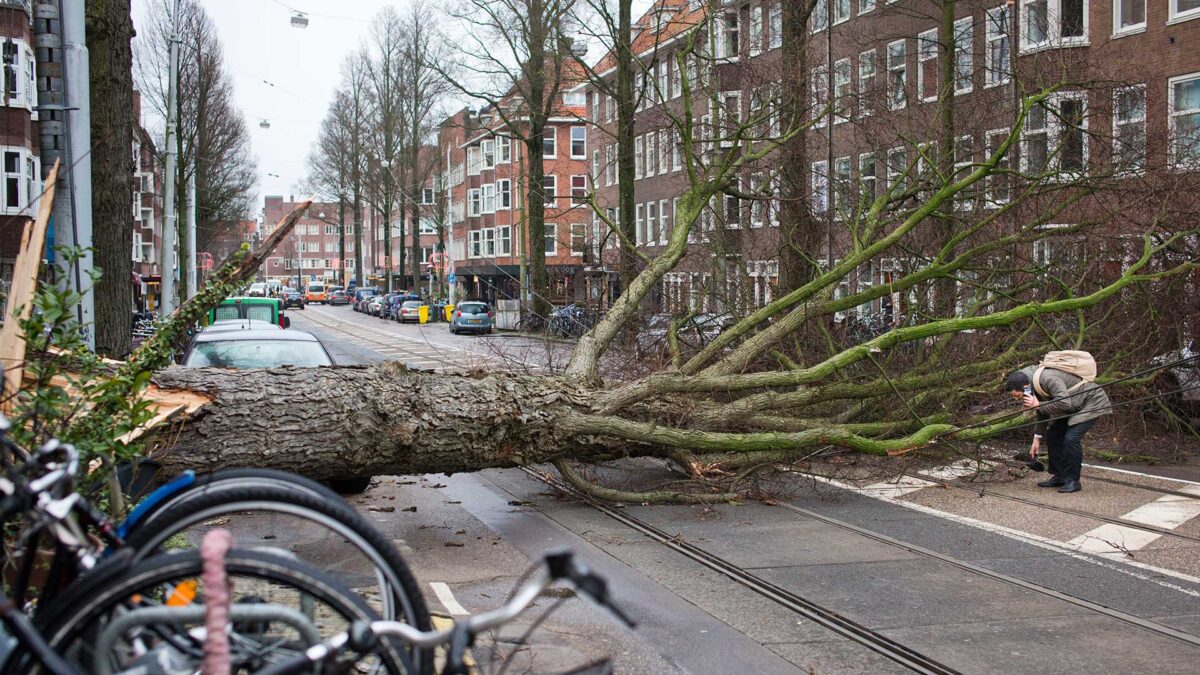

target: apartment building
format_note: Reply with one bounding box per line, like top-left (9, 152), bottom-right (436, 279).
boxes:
top-left (132, 92), bottom-right (163, 311)
top-left (440, 84), bottom-right (593, 305)
top-left (359, 145), bottom-right (444, 291)
top-left (582, 0), bottom-right (1200, 317)
top-left (0, 0), bottom-right (42, 285)
top-left (261, 196), bottom-right (358, 288)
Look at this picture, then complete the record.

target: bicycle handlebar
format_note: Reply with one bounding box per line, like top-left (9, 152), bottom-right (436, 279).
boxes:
top-left (259, 550), bottom-right (634, 675)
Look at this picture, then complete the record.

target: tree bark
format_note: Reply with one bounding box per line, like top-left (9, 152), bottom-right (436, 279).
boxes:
top-left (152, 365), bottom-right (592, 478)
top-left (87, 0), bottom-right (135, 357)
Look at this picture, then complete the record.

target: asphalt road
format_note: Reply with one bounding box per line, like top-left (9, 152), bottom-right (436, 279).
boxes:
top-left (277, 306), bottom-right (1200, 673)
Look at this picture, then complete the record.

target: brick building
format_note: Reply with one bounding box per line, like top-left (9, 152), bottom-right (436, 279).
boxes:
top-left (361, 145), bottom-right (444, 291)
top-left (132, 91), bottom-right (163, 311)
top-left (440, 73), bottom-right (593, 306)
top-left (261, 196), bottom-right (352, 289)
top-left (0, 0), bottom-right (42, 287)
top-left (579, 0), bottom-right (1200, 316)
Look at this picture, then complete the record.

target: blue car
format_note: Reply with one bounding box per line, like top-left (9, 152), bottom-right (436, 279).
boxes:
top-left (449, 301), bottom-right (493, 335)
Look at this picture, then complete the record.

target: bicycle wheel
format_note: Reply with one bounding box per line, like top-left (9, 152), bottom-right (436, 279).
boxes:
top-left (121, 483), bottom-right (432, 670)
top-left (17, 548), bottom-right (410, 674)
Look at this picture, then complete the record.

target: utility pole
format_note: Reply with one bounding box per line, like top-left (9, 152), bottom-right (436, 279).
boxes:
top-left (159, 0), bottom-right (182, 315)
top-left (186, 171), bottom-right (197, 298)
top-left (445, 144), bottom-right (456, 305)
top-left (36, 0), bottom-right (95, 347)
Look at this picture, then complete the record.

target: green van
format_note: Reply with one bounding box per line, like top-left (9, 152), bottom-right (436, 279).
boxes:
top-left (206, 296), bottom-right (290, 328)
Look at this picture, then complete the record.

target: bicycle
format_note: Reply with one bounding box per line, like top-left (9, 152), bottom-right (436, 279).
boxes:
top-left (0, 425), bottom-right (410, 674)
top-left (260, 550), bottom-right (635, 675)
top-left (0, 419), bottom-right (431, 673)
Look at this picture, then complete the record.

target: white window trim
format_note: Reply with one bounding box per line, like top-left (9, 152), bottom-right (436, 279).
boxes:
top-left (1112, 84), bottom-right (1146, 175)
top-left (954, 17), bottom-right (974, 95)
top-left (571, 174), bottom-right (588, 205)
top-left (886, 39), bottom-right (907, 111)
top-left (1168, 72), bottom-right (1200, 169)
top-left (497, 179), bottom-right (512, 210)
top-left (542, 130), bottom-right (557, 159)
top-left (1112, 0), bottom-right (1147, 37)
top-left (984, 127), bottom-right (1012, 206)
top-left (833, 58), bottom-right (851, 124)
top-left (1019, 0), bottom-right (1090, 53)
top-left (985, 6), bottom-right (1012, 88)
top-left (659, 199), bottom-right (669, 245)
top-left (917, 29), bottom-right (938, 103)
top-left (543, 174), bottom-right (558, 207)
top-left (858, 49), bottom-right (876, 119)
top-left (570, 126), bottom-right (587, 159)
top-left (1169, 0), bottom-right (1200, 25)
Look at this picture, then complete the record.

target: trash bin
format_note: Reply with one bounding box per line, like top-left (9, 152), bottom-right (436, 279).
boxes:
top-left (444, 304), bottom-right (455, 322)
top-left (419, 305), bottom-right (429, 324)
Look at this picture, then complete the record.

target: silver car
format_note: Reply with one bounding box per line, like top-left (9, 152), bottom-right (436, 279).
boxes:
top-left (183, 328), bottom-right (334, 368)
top-left (449, 301), bottom-right (493, 335)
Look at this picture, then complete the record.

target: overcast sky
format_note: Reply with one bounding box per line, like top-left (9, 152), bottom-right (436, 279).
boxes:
top-left (130, 0), bottom-right (655, 220)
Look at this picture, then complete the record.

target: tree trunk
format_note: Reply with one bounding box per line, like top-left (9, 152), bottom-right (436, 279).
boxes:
top-left (87, 0), bottom-right (135, 357)
top-left (777, 0), bottom-right (821, 293)
top-left (616, 0), bottom-right (636, 297)
top-left (152, 365), bottom-right (593, 478)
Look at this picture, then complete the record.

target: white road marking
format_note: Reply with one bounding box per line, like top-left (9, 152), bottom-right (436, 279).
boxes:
top-left (430, 582), bottom-right (469, 616)
top-left (1068, 486), bottom-right (1200, 555)
top-left (854, 462), bottom-right (996, 498)
top-left (1082, 462), bottom-right (1200, 487)
top-left (799, 472), bottom-right (1200, 594)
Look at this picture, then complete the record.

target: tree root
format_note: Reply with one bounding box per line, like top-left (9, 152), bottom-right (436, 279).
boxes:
top-left (551, 460), bottom-right (739, 504)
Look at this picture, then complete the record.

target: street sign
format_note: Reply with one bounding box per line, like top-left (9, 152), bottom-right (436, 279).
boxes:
top-left (447, 273), bottom-right (456, 285)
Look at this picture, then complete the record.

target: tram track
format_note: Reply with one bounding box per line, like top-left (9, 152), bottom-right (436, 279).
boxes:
top-left (520, 464), bottom-right (1200, 673)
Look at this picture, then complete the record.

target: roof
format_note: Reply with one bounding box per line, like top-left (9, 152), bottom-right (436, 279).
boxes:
top-left (593, 1), bottom-right (707, 74)
top-left (193, 329), bottom-right (321, 343)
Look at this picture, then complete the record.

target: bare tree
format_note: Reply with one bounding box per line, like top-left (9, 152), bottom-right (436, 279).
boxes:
top-left (135, 0), bottom-right (257, 298)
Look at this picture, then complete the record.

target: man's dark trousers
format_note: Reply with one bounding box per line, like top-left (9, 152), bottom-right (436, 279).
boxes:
top-left (1043, 418), bottom-right (1097, 482)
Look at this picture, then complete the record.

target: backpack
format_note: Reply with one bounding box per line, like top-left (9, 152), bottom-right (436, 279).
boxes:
top-left (1032, 350), bottom-right (1097, 398)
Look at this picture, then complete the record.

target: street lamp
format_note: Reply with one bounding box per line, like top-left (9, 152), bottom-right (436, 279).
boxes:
top-left (259, 119), bottom-right (271, 129)
top-left (290, 12), bottom-right (309, 28)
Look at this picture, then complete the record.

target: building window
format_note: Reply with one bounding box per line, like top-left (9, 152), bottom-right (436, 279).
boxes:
top-left (1021, 0), bottom-right (1087, 50)
top-left (570, 126), bottom-right (587, 158)
top-left (498, 225), bottom-right (512, 255)
top-left (544, 222), bottom-right (558, 255)
top-left (591, 148), bottom-right (600, 180)
top-left (1022, 102), bottom-right (1050, 172)
top-left (659, 199), bottom-right (669, 244)
top-left (812, 0), bottom-right (828, 32)
top-left (833, 157), bottom-right (851, 216)
top-left (467, 146), bottom-right (481, 176)
top-left (469, 230), bottom-right (482, 258)
top-left (591, 91), bottom-right (601, 122)
top-left (1113, 85), bottom-right (1146, 172)
top-left (467, 188), bottom-right (481, 216)
top-left (1170, 0), bottom-right (1200, 23)
top-left (481, 139), bottom-right (496, 169)
top-left (918, 29), bottom-right (938, 102)
top-left (953, 135), bottom-right (975, 208)
top-left (860, 0), bottom-right (876, 13)
top-left (571, 175), bottom-right (588, 204)
top-left (497, 136), bottom-right (512, 163)
top-left (833, 58), bottom-right (851, 123)
top-left (859, 153), bottom-right (877, 208)
top-left (1169, 73), bottom-right (1200, 167)
top-left (672, 130), bottom-right (683, 171)
top-left (1057, 95), bottom-right (1087, 173)
top-left (646, 131), bottom-right (658, 176)
top-left (887, 148), bottom-right (907, 194)
top-left (647, 201), bottom-right (658, 241)
top-left (481, 183), bottom-right (496, 214)
top-left (769, 2), bottom-right (783, 49)
top-left (858, 50), bottom-right (876, 118)
top-left (605, 145), bottom-right (615, 185)
top-left (954, 18), bottom-right (973, 94)
top-left (749, 2), bottom-right (763, 56)
top-left (483, 228), bottom-right (496, 257)
top-left (497, 179), bottom-right (512, 209)
top-left (985, 7), bottom-right (1011, 87)
top-left (722, 11), bottom-right (739, 58)
top-left (984, 129), bottom-right (1011, 206)
top-left (671, 56), bottom-right (684, 98)
top-left (812, 65), bottom-right (829, 126)
top-left (811, 160), bottom-right (829, 214)
top-left (656, 60), bottom-right (669, 100)
top-left (634, 135), bottom-right (644, 178)
top-left (659, 129), bottom-right (670, 174)
top-left (887, 40), bottom-right (907, 111)
top-left (543, 175), bottom-right (558, 206)
top-left (635, 203), bottom-right (644, 244)
top-left (422, 188), bottom-right (436, 204)
top-left (1114, 1), bottom-right (1145, 34)
top-left (542, 130), bottom-right (557, 158)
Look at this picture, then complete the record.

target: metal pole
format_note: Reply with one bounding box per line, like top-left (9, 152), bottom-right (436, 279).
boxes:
top-left (296, 218), bottom-right (302, 291)
top-left (186, 171), bottom-right (196, 298)
top-left (159, 0), bottom-right (181, 315)
top-left (446, 144), bottom-right (456, 305)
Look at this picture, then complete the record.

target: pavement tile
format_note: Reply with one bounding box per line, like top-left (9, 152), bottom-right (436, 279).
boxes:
top-left (879, 614), bottom-right (1200, 675)
top-left (900, 487), bottom-right (1117, 544)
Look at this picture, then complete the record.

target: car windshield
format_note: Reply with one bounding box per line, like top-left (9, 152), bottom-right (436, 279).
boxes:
top-left (459, 303), bottom-right (488, 314)
top-left (186, 340), bottom-right (331, 368)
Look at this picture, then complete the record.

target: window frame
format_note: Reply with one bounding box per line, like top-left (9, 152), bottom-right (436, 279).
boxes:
top-left (1168, 72), bottom-right (1200, 168)
top-left (544, 222), bottom-right (558, 256)
top-left (1169, 0), bottom-right (1200, 24)
top-left (858, 49), bottom-right (876, 118)
top-left (886, 40), bottom-right (907, 111)
top-left (571, 174), bottom-right (588, 205)
top-left (1113, 0), bottom-right (1147, 36)
top-left (954, 17), bottom-right (974, 95)
top-left (917, 29), bottom-right (939, 103)
top-left (542, 174), bottom-right (558, 207)
top-left (497, 179), bottom-right (512, 210)
top-left (985, 6), bottom-right (1011, 87)
top-left (1112, 84), bottom-right (1146, 174)
top-left (542, 129), bottom-right (557, 159)
top-left (811, 160), bottom-right (829, 214)
top-left (570, 126), bottom-right (587, 159)
top-left (1020, 0), bottom-right (1089, 52)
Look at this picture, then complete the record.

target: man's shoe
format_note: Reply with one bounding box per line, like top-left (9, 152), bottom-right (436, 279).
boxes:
top-left (1037, 477), bottom-right (1066, 488)
top-left (1057, 480), bottom-right (1082, 493)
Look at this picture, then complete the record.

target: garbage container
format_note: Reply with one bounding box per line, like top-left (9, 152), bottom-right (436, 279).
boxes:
top-left (444, 304), bottom-right (455, 322)
top-left (418, 305), bottom-right (429, 324)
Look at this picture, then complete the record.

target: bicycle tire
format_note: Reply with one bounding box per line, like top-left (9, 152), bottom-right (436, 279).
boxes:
top-left (121, 484), bottom-right (432, 670)
top-left (15, 548), bottom-right (410, 674)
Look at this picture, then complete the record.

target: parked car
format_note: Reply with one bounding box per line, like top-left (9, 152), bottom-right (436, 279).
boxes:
top-left (398, 300), bottom-right (424, 324)
top-left (449, 301), bottom-right (493, 335)
top-left (366, 295), bottom-right (387, 316)
top-left (353, 288), bottom-right (379, 312)
top-left (328, 290), bottom-right (350, 306)
top-left (246, 282), bottom-right (268, 297)
top-left (282, 289), bottom-right (305, 310)
top-left (207, 297), bottom-right (289, 329)
top-left (305, 282), bottom-right (329, 305)
top-left (182, 328), bottom-right (334, 369)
